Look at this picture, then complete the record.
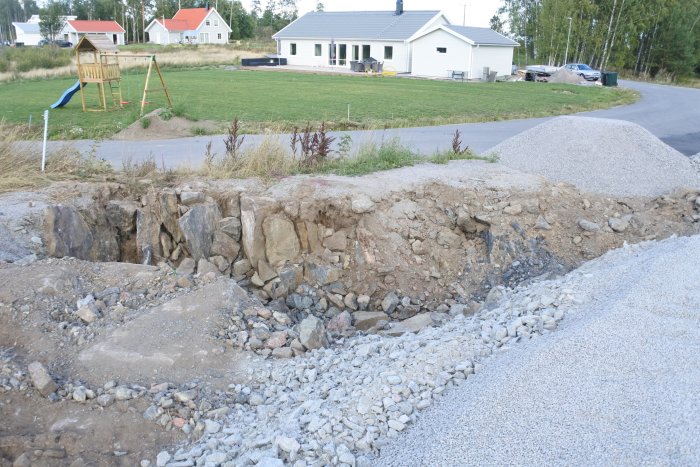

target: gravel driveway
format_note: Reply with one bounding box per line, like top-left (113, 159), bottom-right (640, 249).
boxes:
top-left (375, 235), bottom-right (700, 467)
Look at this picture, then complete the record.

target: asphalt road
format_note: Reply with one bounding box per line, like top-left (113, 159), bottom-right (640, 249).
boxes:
top-left (57, 80), bottom-right (700, 168)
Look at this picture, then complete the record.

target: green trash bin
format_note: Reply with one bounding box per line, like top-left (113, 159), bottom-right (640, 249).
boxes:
top-left (601, 71), bottom-right (618, 86)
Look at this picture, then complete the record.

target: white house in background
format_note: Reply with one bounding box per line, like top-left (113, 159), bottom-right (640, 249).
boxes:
top-left (145, 7), bottom-right (231, 45)
top-left (411, 25), bottom-right (519, 79)
top-left (272, 0), bottom-right (518, 79)
top-left (63, 20), bottom-right (126, 45)
top-left (272, 2), bottom-right (446, 73)
top-left (12, 15), bottom-right (77, 46)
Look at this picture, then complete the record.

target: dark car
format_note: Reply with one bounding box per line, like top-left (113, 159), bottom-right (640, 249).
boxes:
top-left (563, 63), bottom-right (601, 81)
top-left (38, 39), bottom-right (73, 48)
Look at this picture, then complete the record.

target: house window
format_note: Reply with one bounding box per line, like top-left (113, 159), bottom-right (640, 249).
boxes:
top-left (214, 19), bottom-right (219, 27)
top-left (384, 46), bottom-right (393, 60)
top-left (352, 45), bottom-right (359, 61)
top-left (205, 20), bottom-right (210, 26)
top-left (290, 43), bottom-right (297, 55)
top-left (437, 47), bottom-right (447, 54)
top-left (314, 44), bottom-right (322, 56)
top-left (217, 33), bottom-right (222, 40)
top-left (362, 44), bottom-right (370, 59)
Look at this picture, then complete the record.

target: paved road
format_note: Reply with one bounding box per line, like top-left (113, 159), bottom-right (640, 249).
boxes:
top-left (55, 80), bottom-right (700, 169)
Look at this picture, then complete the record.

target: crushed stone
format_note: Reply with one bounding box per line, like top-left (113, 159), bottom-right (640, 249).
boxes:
top-left (489, 116), bottom-right (700, 197)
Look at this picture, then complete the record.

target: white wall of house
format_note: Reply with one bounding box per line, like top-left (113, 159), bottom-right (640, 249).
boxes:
top-left (13, 27), bottom-right (41, 45)
top-left (470, 45), bottom-right (515, 78)
top-left (146, 22), bottom-right (182, 45)
top-left (411, 29), bottom-right (471, 78)
top-left (193, 10), bottom-right (230, 44)
top-left (278, 38), bottom-right (411, 72)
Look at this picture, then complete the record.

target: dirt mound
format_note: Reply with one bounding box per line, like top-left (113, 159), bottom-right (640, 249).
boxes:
top-left (548, 67), bottom-right (586, 84)
top-left (489, 116), bottom-right (700, 197)
top-left (112, 109), bottom-right (221, 141)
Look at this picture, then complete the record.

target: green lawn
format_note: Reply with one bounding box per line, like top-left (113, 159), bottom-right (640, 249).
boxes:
top-left (0, 68), bottom-right (637, 139)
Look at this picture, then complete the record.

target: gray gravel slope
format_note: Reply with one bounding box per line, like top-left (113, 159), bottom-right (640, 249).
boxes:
top-left (489, 116), bottom-right (700, 197)
top-left (376, 235), bottom-right (700, 467)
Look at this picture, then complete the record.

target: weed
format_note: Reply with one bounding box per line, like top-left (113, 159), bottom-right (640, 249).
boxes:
top-left (451, 129), bottom-right (470, 155)
top-left (291, 122), bottom-right (336, 167)
top-left (140, 117), bottom-right (151, 129)
top-left (159, 108), bottom-right (173, 121)
top-left (192, 127), bottom-right (207, 136)
top-left (337, 134), bottom-right (353, 157)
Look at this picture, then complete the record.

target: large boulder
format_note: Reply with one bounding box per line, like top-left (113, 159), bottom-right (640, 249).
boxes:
top-left (210, 231), bottom-right (241, 261)
top-left (219, 217), bottom-right (242, 241)
top-left (299, 315), bottom-right (328, 350)
top-left (240, 195), bottom-right (276, 272)
top-left (353, 311), bottom-right (389, 331)
top-left (159, 190), bottom-right (182, 243)
top-left (263, 215), bottom-right (300, 265)
top-left (179, 203), bottom-right (222, 261)
top-left (136, 208), bottom-right (162, 264)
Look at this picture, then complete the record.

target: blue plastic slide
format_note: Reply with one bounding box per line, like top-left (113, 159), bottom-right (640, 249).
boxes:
top-left (50, 81), bottom-right (86, 109)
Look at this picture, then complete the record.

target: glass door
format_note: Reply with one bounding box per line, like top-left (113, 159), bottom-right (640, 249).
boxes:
top-left (352, 45), bottom-right (359, 61)
top-left (328, 43), bottom-right (337, 66)
top-left (338, 44), bottom-right (347, 66)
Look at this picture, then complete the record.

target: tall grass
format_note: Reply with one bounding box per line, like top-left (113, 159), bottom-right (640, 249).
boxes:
top-left (0, 47), bottom-right (72, 74)
top-left (0, 124), bottom-right (112, 193)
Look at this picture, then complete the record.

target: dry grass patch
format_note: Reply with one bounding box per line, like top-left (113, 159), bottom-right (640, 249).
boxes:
top-left (0, 124), bottom-right (112, 193)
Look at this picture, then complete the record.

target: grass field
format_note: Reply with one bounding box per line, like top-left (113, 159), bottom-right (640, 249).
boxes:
top-left (0, 68), bottom-right (637, 140)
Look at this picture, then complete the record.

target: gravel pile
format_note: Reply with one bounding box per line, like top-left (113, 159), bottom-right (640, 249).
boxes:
top-left (488, 116), bottom-right (700, 197)
top-left (377, 234), bottom-right (700, 466)
top-left (547, 67), bottom-right (585, 85)
top-left (153, 261), bottom-right (589, 465)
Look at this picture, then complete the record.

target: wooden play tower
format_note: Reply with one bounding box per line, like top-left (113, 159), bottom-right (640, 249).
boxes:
top-left (74, 35), bottom-right (172, 115)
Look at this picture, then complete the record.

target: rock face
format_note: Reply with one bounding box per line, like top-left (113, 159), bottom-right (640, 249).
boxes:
top-left (299, 315), bottom-right (327, 350)
top-left (136, 208), bottom-right (162, 264)
top-left (43, 205), bottom-right (119, 262)
top-left (211, 231), bottom-right (241, 261)
top-left (27, 361), bottom-right (58, 396)
top-left (240, 195), bottom-right (276, 273)
top-left (263, 216), bottom-right (300, 265)
top-left (179, 203), bottom-right (222, 261)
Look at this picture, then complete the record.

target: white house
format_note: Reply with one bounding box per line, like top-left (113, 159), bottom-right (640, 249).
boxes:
top-left (145, 7), bottom-right (231, 45)
top-left (272, 1), bottom-right (518, 79)
top-left (411, 25), bottom-right (519, 79)
top-left (12, 15), bottom-right (77, 46)
top-left (62, 20), bottom-right (126, 46)
top-left (272, 3), bottom-right (446, 74)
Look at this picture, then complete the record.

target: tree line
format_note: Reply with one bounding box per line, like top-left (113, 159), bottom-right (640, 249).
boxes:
top-left (492, 0), bottom-right (700, 79)
top-left (0, 0), bottom-right (299, 44)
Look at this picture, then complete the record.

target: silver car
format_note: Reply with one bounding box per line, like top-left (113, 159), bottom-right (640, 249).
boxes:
top-left (563, 63), bottom-right (601, 81)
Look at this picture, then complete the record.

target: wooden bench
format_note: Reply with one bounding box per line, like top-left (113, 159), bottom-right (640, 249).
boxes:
top-left (450, 70), bottom-right (466, 81)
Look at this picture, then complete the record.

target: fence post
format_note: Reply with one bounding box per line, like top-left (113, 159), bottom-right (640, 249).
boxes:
top-left (41, 109), bottom-right (48, 172)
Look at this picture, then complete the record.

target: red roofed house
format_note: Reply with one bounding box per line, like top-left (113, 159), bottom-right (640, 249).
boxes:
top-left (145, 7), bottom-right (231, 45)
top-left (63, 20), bottom-right (126, 46)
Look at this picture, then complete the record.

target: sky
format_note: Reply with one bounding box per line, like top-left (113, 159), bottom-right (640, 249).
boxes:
top-left (239, 0), bottom-right (503, 28)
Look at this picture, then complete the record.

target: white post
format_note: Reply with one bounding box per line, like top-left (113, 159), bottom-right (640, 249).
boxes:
top-left (41, 109), bottom-right (48, 172)
top-left (347, 103), bottom-right (350, 122)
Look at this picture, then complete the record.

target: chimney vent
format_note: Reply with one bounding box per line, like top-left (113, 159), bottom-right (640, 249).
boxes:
top-left (395, 0), bottom-right (404, 15)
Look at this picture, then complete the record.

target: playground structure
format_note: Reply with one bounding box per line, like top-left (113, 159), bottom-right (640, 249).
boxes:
top-left (53, 35), bottom-right (172, 115)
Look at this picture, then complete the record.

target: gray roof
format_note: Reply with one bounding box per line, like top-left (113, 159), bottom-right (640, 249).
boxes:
top-left (273, 10), bottom-right (441, 41)
top-left (12, 22), bottom-right (40, 34)
top-left (444, 25), bottom-right (519, 46)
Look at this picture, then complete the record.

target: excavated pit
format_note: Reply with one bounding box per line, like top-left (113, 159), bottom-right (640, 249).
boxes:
top-left (2, 160), bottom-right (700, 466)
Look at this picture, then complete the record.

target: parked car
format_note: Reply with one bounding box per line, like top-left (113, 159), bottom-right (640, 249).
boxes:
top-left (563, 63), bottom-right (601, 81)
top-left (38, 39), bottom-right (73, 48)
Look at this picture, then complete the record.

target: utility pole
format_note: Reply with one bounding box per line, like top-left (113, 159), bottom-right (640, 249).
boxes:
top-left (563, 16), bottom-right (573, 66)
top-left (463, 3), bottom-right (466, 26)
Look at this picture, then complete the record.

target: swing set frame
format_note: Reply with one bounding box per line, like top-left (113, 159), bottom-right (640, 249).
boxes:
top-left (74, 35), bottom-right (173, 115)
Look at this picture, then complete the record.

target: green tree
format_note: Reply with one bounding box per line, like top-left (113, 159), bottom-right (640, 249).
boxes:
top-left (39, 0), bottom-right (66, 41)
top-left (315, 2), bottom-right (323, 11)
